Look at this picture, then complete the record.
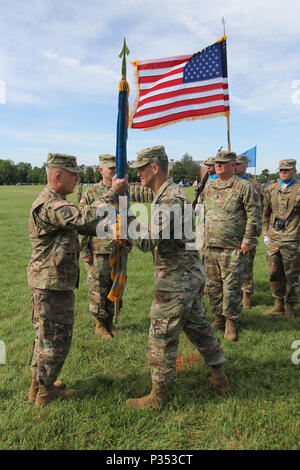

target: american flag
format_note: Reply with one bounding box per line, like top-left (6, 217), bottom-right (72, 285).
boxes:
top-left (129, 37), bottom-right (229, 130)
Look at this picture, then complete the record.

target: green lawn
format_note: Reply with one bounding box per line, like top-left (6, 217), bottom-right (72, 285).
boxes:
top-left (0, 185), bottom-right (299, 450)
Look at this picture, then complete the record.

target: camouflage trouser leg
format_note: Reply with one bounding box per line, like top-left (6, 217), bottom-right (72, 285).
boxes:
top-left (30, 289), bottom-right (74, 387)
top-left (267, 242), bottom-right (300, 304)
top-left (205, 247), bottom-right (247, 320)
top-left (86, 254), bottom-right (117, 321)
top-left (148, 289), bottom-right (226, 390)
top-left (242, 246), bottom-right (257, 295)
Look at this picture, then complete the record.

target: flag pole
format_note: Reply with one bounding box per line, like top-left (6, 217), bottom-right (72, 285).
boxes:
top-left (222, 16), bottom-right (231, 151)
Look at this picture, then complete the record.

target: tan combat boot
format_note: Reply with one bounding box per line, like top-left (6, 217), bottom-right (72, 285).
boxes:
top-left (242, 292), bottom-right (251, 309)
top-left (210, 314), bottom-right (226, 331)
top-left (208, 366), bottom-right (231, 395)
top-left (28, 378), bottom-right (66, 403)
top-left (35, 384), bottom-right (75, 408)
top-left (126, 383), bottom-right (168, 410)
top-left (106, 316), bottom-right (118, 336)
top-left (285, 303), bottom-right (295, 319)
top-left (224, 318), bottom-right (237, 341)
top-left (95, 319), bottom-right (112, 339)
top-left (262, 299), bottom-right (284, 316)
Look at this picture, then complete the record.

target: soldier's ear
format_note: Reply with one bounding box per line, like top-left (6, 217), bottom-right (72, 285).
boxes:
top-left (152, 163), bottom-right (159, 175)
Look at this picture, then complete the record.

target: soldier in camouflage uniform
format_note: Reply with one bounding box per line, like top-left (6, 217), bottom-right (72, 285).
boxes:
top-left (262, 159), bottom-right (300, 318)
top-left (124, 146), bottom-right (229, 409)
top-left (79, 154), bottom-right (119, 339)
top-left (27, 153), bottom-right (127, 407)
top-left (236, 155), bottom-right (264, 309)
top-left (202, 151), bottom-right (262, 341)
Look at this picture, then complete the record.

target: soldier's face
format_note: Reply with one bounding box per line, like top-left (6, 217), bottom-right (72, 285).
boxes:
top-left (215, 161), bottom-right (236, 178)
top-left (100, 166), bottom-right (116, 185)
top-left (138, 164), bottom-right (154, 187)
top-left (279, 168), bottom-right (296, 181)
top-left (206, 165), bottom-right (215, 175)
top-left (59, 169), bottom-right (80, 196)
top-left (235, 163), bottom-right (248, 176)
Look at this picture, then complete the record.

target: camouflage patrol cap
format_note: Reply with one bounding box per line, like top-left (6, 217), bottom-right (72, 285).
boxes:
top-left (236, 155), bottom-right (248, 164)
top-left (204, 156), bottom-right (216, 165)
top-left (130, 145), bottom-right (168, 169)
top-left (278, 159), bottom-right (297, 170)
top-left (46, 153), bottom-right (82, 173)
top-left (214, 151), bottom-right (237, 163)
top-left (99, 153), bottom-right (116, 169)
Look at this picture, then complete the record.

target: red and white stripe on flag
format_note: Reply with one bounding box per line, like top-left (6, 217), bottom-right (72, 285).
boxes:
top-left (129, 44), bottom-right (230, 131)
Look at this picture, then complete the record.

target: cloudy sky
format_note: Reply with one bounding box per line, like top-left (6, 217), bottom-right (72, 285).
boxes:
top-left (0, 0), bottom-right (299, 172)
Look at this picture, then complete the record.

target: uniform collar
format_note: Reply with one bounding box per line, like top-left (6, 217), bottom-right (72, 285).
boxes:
top-left (152, 178), bottom-right (173, 204)
top-left (46, 185), bottom-right (65, 200)
top-left (213, 175), bottom-right (237, 189)
top-left (280, 177), bottom-right (295, 189)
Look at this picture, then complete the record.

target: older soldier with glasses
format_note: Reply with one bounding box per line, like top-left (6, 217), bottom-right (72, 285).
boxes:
top-left (202, 151), bottom-right (262, 341)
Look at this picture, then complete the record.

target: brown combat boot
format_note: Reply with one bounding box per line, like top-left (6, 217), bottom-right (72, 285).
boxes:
top-left (95, 319), bottom-right (112, 339)
top-left (210, 314), bottom-right (226, 331)
top-left (28, 378), bottom-right (66, 403)
top-left (35, 384), bottom-right (75, 408)
top-left (285, 303), bottom-right (295, 319)
top-left (126, 383), bottom-right (168, 409)
top-left (106, 316), bottom-right (118, 336)
top-left (242, 292), bottom-right (251, 309)
top-left (208, 365), bottom-right (231, 395)
top-left (224, 318), bottom-right (237, 341)
top-left (262, 299), bottom-right (284, 316)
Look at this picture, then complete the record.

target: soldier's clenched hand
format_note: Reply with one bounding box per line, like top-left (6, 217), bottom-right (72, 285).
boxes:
top-left (112, 175), bottom-right (128, 194)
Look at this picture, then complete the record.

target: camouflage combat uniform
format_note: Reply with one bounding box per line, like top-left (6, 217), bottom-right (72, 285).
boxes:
top-left (79, 180), bottom-right (118, 324)
top-left (28, 154), bottom-right (118, 388)
top-left (203, 169), bottom-right (262, 323)
top-left (240, 175), bottom-right (263, 297)
top-left (263, 162), bottom-right (300, 307)
top-left (128, 148), bottom-right (226, 394)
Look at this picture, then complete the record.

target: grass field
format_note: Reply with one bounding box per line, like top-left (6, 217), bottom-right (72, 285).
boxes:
top-left (0, 184), bottom-right (299, 450)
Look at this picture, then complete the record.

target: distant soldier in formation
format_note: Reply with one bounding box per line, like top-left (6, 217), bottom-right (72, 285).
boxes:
top-left (79, 154), bottom-right (119, 339)
top-left (262, 159), bottom-right (300, 318)
top-left (27, 153), bottom-right (127, 407)
top-left (202, 151), bottom-right (262, 341)
top-left (125, 145), bottom-right (229, 409)
top-left (236, 154), bottom-right (264, 309)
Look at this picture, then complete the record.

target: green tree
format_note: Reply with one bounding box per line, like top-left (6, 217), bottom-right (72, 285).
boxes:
top-left (169, 153), bottom-right (198, 183)
top-left (27, 166), bottom-right (42, 184)
top-left (94, 168), bottom-right (101, 183)
top-left (127, 164), bottom-right (138, 183)
top-left (15, 162), bottom-right (32, 183)
top-left (0, 159), bottom-right (16, 184)
top-left (84, 167), bottom-right (95, 184)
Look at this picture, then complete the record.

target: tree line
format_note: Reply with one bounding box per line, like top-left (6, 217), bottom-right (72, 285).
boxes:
top-left (1, 155), bottom-right (298, 186)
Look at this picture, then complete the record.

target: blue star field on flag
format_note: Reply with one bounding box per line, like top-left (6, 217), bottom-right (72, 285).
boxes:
top-left (184, 40), bottom-right (228, 83)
